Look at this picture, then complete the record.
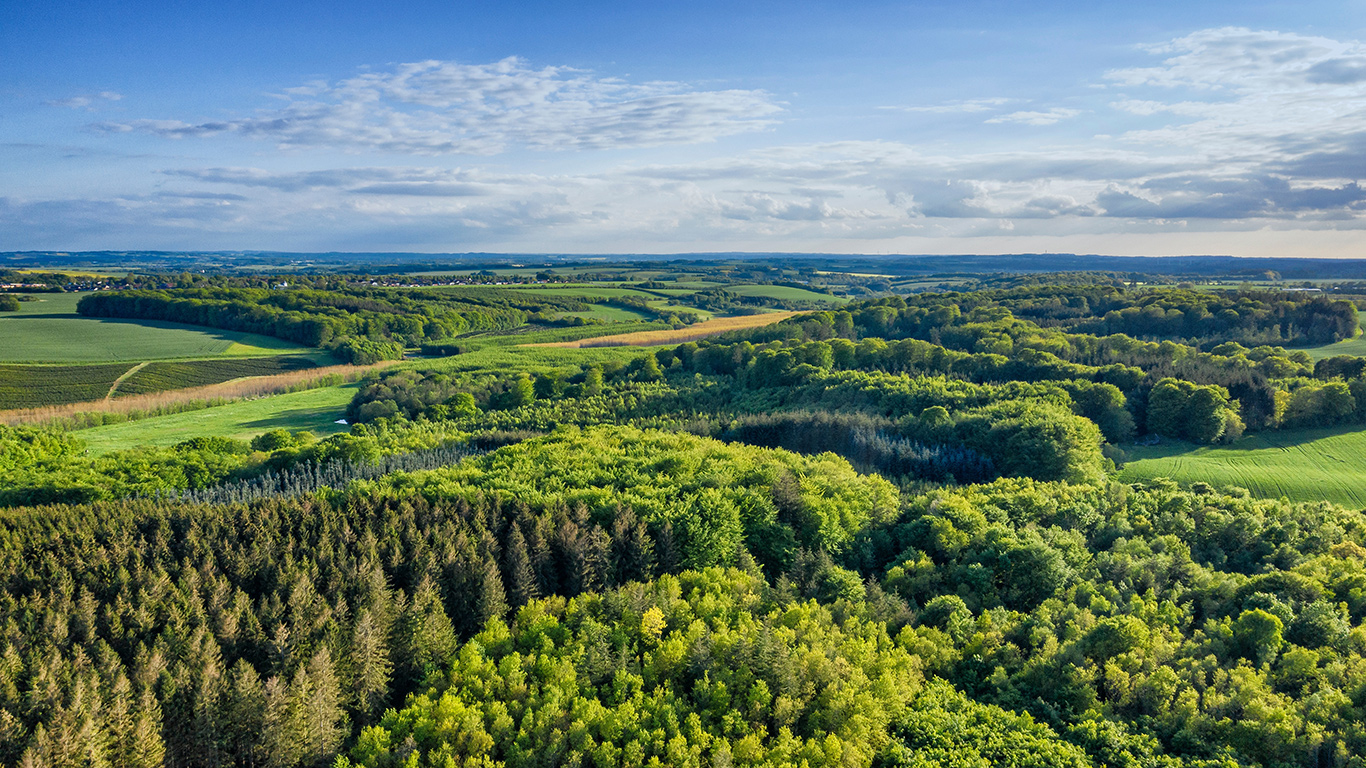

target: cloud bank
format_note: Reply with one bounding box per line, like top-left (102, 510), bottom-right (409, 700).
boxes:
top-left (95, 57), bottom-right (781, 155)
top-left (9, 28), bottom-right (1366, 254)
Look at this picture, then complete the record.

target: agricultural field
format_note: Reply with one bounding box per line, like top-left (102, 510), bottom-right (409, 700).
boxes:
top-left (115, 355), bottom-right (318, 396)
top-left (1117, 426), bottom-right (1366, 508)
top-left (75, 384), bottom-right (359, 454)
top-left (0, 292), bottom-right (310, 363)
top-left (0, 363), bottom-right (132, 409)
top-left (0, 354), bottom-right (322, 409)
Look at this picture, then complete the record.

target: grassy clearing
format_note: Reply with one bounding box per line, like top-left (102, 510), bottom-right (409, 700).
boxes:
top-left (0, 292), bottom-right (309, 362)
top-left (414, 344), bottom-right (649, 378)
top-left (493, 285), bottom-right (660, 300)
top-left (1303, 331), bottom-right (1366, 360)
top-left (727, 284), bottom-right (845, 302)
top-left (1116, 426), bottom-right (1366, 508)
top-left (554, 306), bottom-right (652, 322)
top-left (529, 312), bottom-right (797, 348)
top-left (75, 385), bottom-right (359, 454)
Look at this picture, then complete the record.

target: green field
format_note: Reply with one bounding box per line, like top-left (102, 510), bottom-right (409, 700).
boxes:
top-left (0, 293), bottom-right (309, 362)
top-left (1116, 426), bottom-right (1366, 508)
top-left (116, 356), bottom-right (318, 396)
top-left (727, 284), bottom-right (846, 302)
top-left (495, 285), bottom-right (658, 300)
top-left (554, 306), bottom-right (652, 322)
top-left (76, 385), bottom-right (359, 454)
top-left (0, 363), bottom-right (133, 409)
top-left (1304, 331), bottom-right (1366, 360)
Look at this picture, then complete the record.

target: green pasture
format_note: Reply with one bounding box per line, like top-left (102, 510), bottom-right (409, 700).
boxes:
top-left (76, 385), bottom-right (359, 454)
top-left (555, 305), bottom-right (652, 322)
top-left (0, 292), bottom-right (309, 363)
top-left (726, 284), bottom-right (846, 302)
top-left (495, 285), bottom-right (659, 300)
top-left (1116, 426), bottom-right (1366, 508)
top-left (1303, 331), bottom-right (1366, 361)
top-left (79, 341), bottom-right (652, 451)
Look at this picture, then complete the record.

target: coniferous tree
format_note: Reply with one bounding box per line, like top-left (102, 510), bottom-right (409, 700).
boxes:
top-left (655, 521), bottom-right (681, 574)
top-left (222, 660), bottom-right (266, 768)
top-left (262, 675), bottom-right (304, 768)
top-left (396, 575), bottom-right (457, 690)
top-left (503, 523), bottom-right (539, 608)
top-left (477, 555), bottom-right (508, 625)
top-left (610, 507), bottom-right (655, 584)
top-left (125, 689), bottom-right (166, 768)
top-left (347, 610), bottom-right (392, 725)
top-left (302, 647), bottom-right (346, 767)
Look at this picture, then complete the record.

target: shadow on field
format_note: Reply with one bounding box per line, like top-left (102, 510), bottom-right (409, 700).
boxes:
top-left (241, 406), bottom-right (350, 434)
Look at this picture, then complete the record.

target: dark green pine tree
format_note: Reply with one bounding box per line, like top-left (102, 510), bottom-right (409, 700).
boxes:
top-left (504, 523), bottom-right (540, 608)
top-left (221, 659), bottom-right (266, 768)
top-left (396, 575), bottom-right (458, 691)
top-left (477, 555), bottom-right (509, 626)
top-left (301, 648), bottom-right (346, 767)
top-left (610, 507), bottom-right (656, 584)
top-left (348, 610), bottom-right (392, 724)
top-left (262, 674), bottom-right (304, 768)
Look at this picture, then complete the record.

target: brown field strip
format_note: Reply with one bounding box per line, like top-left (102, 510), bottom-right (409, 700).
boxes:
top-left (527, 312), bottom-right (798, 348)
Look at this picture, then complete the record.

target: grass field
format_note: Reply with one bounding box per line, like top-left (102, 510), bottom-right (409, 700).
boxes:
top-left (76, 385), bottom-right (359, 454)
top-left (1304, 331), bottom-right (1366, 360)
top-left (496, 285), bottom-right (659, 300)
top-left (727, 285), bottom-right (846, 303)
top-left (1116, 426), bottom-right (1366, 508)
top-left (0, 293), bottom-right (309, 362)
top-left (530, 311), bottom-right (797, 348)
top-left (555, 306), bottom-right (653, 322)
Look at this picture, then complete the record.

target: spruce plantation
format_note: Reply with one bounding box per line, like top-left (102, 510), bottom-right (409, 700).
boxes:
top-left (3, 259), bottom-right (1366, 767)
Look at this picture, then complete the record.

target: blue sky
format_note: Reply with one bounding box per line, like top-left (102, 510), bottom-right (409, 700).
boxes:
top-left (3, 0), bottom-right (1366, 256)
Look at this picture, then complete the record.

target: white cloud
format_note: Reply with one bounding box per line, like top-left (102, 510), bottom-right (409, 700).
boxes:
top-left (47, 91), bottom-right (122, 110)
top-left (96, 57), bottom-right (781, 155)
top-left (881, 97), bottom-right (1014, 114)
top-left (1103, 27), bottom-right (1366, 162)
top-left (985, 108), bottom-right (1082, 126)
top-left (20, 28), bottom-right (1366, 252)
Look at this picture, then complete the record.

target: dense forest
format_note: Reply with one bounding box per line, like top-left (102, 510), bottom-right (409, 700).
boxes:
top-left (5, 281), bottom-right (1366, 767)
top-left (1, 427), bottom-right (1365, 767)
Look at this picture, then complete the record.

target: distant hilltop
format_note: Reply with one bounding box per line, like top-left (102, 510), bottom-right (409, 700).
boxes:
top-left (6, 250), bottom-right (1366, 279)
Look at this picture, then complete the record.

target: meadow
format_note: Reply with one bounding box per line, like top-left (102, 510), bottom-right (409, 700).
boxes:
top-left (0, 292), bottom-right (309, 363)
top-left (1117, 426), bottom-right (1366, 507)
top-left (74, 384), bottom-right (360, 454)
top-left (726, 283), bottom-right (846, 302)
top-left (530, 311), bottom-right (796, 348)
top-left (1304, 331), bottom-right (1366, 360)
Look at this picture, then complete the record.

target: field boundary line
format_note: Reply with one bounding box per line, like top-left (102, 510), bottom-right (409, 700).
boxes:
top-left (106, 361), bottom-right (149, 400)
